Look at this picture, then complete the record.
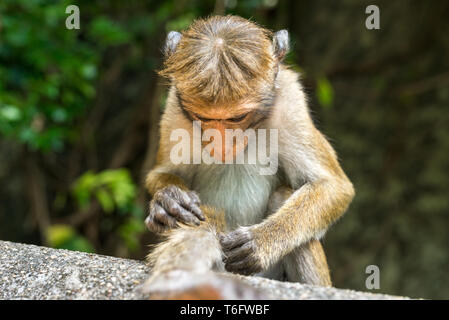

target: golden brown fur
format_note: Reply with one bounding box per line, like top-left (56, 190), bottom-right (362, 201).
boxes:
top-left (159, 15), bottom-right (276, 105)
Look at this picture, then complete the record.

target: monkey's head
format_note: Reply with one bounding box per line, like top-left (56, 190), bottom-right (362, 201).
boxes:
top-left (160, 15), bottom-right (289, 162)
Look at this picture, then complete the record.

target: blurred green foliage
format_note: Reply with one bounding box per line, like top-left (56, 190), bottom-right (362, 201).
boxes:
top-left (47, 224), bottom-right (94, 253)
top-left (316, 77), bottom-right (334, 108)
top-left (70, 168), bottom-right (145, 253)
top-left (1, 0), bottom-right (96, 151)
top-left (0, 0), bottom-right (145, 255)
top-left (72, 169), bottom-right (136, 213)
top-left (0, 0), bottom-right (448, 299)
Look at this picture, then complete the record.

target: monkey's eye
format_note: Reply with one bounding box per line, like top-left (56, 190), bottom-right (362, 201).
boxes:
top-left (195, 115), bottom-right (211, 122)
top-left (227, 114), bottom-right (247, 123)
top-left (187, 111), bottom-right (210, 122)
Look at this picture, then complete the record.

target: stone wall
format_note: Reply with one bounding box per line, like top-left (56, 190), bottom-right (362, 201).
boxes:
top-left (0, 241), bottom-right (407, 300)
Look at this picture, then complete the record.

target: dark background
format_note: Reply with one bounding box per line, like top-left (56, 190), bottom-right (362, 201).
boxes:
top-left (1, 0), bottom-right (448, 299)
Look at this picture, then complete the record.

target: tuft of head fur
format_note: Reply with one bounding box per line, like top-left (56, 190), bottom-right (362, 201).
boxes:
top-left (159, 15), bottom-right (276, 105)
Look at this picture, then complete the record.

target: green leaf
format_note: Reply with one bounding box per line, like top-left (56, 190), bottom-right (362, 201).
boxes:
top-left (81, 64), bottom-right (97, 79)
top-left (0, 105), bottom-right (22, 121)
top-left (95, 188), bottom-right (115, 213)
top-left (118, 217), bottom-right (145, 252)
top-left (46, 224), bottom-right (75, 247)
top-left (63, 236), bottom-right (95, 253)
top-left (71, 168), bottom-right (137, 214)
top-left (316, 76), bottom-right (334, 108)
top-left (51, 108), bottom-right (68, 123)
top-left (47, 224), bottom-right (95, 253)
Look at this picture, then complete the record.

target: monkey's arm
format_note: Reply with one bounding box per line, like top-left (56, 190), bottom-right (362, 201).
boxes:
top-left (221, 128), bottom-right (355, 274)
top-left (145, 166), bottom-right (188, 196)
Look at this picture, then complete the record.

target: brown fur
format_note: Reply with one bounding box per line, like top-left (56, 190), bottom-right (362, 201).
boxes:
top-left (250, 125), bottom-right (355, 271)
top-left (284, 240), bottom-right (332, 286)
top-left (266, 186), bottom-right (332, 286)
top-left (159, 15), bottom-right (276, 105)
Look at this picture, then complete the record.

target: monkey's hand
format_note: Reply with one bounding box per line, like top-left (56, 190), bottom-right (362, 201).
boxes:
top-left (220, 226), bottom-right (266, 275)
top-left (145, 185), bottom-right (205, 234)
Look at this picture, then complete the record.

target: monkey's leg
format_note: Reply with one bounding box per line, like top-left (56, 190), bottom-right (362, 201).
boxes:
top-left (267, 186), bottom-right (332, 286)
top-left (283, 240), bottom-right (332, 286)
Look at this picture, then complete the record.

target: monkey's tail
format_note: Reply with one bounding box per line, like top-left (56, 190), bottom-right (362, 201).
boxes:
top-left (146, 204), bottom-right (227, 276)
top-left (140, 206), bottom-right (268, 299)
top-left (141, 224), bottom-right (268, 299)
top-left (147, 223), bottom-right (224, 275)
top-left (141, 223), bottom-right (225, 296)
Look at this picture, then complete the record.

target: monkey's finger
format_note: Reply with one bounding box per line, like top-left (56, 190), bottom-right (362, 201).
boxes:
top-left (159, 198), bottom-right (201, 226)
top-left (161, 186), bottom-right (205, 221)
top-left (153, 204), bottom-right (178, 228)
top-left (145, 214), bottom-right (169, 234)
top-left (223, 242), bottom-right (253, 264)
top-left (176, 190), bottom-right (205, 221)
top-left (225, 256), bottom-right (261, 275)
top-left (187, 191), bottom-right (201, 205)
top-left (220, 229), bottom-right (252, 251)
top-left (146, 201), bottom-right (176, 231)
top-left (220, 237), bottom-right (245, 251)
top-left (185, 202), bottom-right (205, 221)
top-left (146, 202), bottom-right (163, 230)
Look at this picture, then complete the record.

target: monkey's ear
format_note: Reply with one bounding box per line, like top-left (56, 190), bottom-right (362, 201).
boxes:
top-left (273, 30), bottom-right (289, 61)
top-left (164, 31), bottom-right (182, 57)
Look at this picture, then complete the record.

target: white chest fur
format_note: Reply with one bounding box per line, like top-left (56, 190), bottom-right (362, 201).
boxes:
top-left (185, 164), bottom-right (279, 230)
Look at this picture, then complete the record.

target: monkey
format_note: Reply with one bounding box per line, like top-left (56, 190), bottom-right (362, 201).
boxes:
top-left (143, 15), bottom-right (355, 294)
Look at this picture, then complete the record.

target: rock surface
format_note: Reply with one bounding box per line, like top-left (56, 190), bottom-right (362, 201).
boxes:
top-left (0, 240), bottom-right (407, 300)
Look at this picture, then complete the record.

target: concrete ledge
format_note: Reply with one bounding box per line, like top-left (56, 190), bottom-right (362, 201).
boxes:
top-left (0, 240), bottom-right (407, 300)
